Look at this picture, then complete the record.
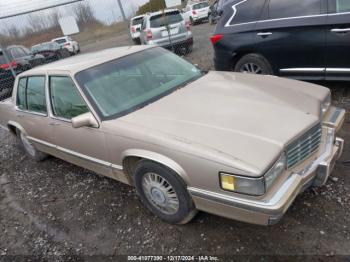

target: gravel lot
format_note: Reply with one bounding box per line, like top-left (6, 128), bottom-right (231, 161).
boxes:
top-left (1, 23), bottom-right (350, 260)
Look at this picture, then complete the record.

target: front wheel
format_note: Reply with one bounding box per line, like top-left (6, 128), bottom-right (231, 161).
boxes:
top-left (234, 54), bottom-right (273, 75)
top-left (18, 130), bottom-right (47, 162)
top-left (134, 160), bottom-right (197, 224)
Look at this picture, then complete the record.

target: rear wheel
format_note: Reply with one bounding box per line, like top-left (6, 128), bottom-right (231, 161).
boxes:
top-left (17, 130), bottom-right (47, 162)
top-left (190, 17), bottom-right (195, 26)
top-left (134, 160), bottom-right (197, 224)
top-left (234, 54), bottom-right (273, 75)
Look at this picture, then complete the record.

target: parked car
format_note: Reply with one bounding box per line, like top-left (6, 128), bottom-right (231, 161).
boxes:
top-left (208, 0), bottom-right (222, 25)
top-left (140, 9), bottom-right (193, 54)
top-left (183, 1), bottom-right (210, 25)
top-left (0, 68), bottom-right (15, 101)
top-left (130, 15), bottom-right (145, 45)
top-left (2, 45), bottom-right (44, 72)
top-left (211, 0), bottom-right (350, 81)
top-left (52, 36), bottom-right (80, 55)
top-left (0, 46), bottom-right (345, 225)
top-left (31, 42), bottom-right (70, 63)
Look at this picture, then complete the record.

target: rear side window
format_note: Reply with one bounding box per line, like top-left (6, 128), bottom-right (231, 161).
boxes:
top-left (49, 76), bottom-right (89, 119)
top-left (269, 0), bottom-right (321, 19)
top-left (150, 11), bottom-right (183, 27)
top-left (229, 0), bottom-right (265, 25)
top-left (27, 76), bottom-right (47, 113)
top-left (17, 78), bottom-right (27, 110)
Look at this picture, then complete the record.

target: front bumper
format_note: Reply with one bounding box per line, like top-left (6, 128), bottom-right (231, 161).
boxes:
top-left (188, 107), bottom-right (346, 225)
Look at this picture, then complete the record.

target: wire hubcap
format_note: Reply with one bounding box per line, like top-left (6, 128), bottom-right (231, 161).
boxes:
top-left (142, 172), bottom-right (179, 215)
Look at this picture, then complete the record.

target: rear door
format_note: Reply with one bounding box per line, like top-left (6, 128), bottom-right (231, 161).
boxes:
top-left (325, 0), bottom-right (350, 80)
top-left (254, 0), bottom-right (327, 80)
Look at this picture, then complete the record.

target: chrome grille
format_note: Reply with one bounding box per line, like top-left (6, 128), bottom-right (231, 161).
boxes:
top-left (286, 124), bottom-right (322, 168)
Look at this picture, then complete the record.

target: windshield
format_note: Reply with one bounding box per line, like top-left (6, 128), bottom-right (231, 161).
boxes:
top-left (75, 47), bottom-right (202, 120)
top-left (150, 11), bottom-right (183, 28)
top-left (54, 39), bottom-right (66, 44)
top-left (132, 17), bottom-right (143, 25)
top-left (193, 2), bottom-right (209, 9)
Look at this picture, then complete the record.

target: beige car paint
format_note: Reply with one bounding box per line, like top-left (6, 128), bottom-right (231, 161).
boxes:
top-left (0, 46), bottom-right (345, 225)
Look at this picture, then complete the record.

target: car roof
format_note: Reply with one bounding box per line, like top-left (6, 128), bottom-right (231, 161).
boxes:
top-left (146, 8), bottom-right (179, 17)
top-left (19, 45), bottom-right (153, 76)
top-left (132, 15), bottom-right (144, 20)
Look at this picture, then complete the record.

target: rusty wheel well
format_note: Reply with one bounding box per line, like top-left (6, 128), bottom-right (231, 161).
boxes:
top-left (7, 124), bottom-right (17, 136)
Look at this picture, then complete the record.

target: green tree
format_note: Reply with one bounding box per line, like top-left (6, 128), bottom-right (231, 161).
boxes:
top-left (137, 0), bottom-right (166, 15)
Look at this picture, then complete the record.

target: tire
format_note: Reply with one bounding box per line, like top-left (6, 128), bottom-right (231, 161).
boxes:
top-left (17, 130), bottom-right (47, 162)
top-left (185, 44), bottom-right (193, 55)
top-left (134, 160), bottom-right (197, 224)
top-left (234, 54), bottom-right (273, 75)
top-left (209, 15), bottom-right (214, 25)
top-left (190, 17), bottom-right (195, 26)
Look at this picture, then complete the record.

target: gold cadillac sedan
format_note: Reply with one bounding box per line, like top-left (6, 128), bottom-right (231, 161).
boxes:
top-left (0, 46), bottom-right (345, 225)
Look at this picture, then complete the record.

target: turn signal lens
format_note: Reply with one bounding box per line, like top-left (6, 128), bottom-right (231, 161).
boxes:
top-left (210, 34), bottom-right (224, 45)
top-left (221, 174), bottom-right (235, 191)
top-left (220, 173), bottom-right (265, 196)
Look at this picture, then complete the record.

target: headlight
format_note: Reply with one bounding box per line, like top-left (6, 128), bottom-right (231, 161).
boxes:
top-left (220, 173), bottom-right (265, 196)
top-left (264, 153), bottom-right (286, 189)
top-left (220, 153), bottom-right (286, 196)
top-left (321, 93), bottom-right (331, 116)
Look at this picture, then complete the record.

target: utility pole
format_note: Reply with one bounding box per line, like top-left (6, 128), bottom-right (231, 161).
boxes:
top-left (117, 0), bottom-right (133, 45)
top-left (117, 0), bottom-right (127, 22)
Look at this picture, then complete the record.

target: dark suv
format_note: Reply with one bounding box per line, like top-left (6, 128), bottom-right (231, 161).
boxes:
top-left (211, 0), bottom-right (350, 81)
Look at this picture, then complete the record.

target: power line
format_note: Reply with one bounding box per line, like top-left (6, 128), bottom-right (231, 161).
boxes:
top-left (0, 0), bottom-right (83, 19)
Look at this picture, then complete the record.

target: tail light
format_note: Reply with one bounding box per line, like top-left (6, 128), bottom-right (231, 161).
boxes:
top-left (131, 26), bottom-right (136, 33)
top-left (146, 30), bottom-right (153, 40)
top-left (64, 43), bottom-right (70, 47)
top-left (0, 60), bottom-right (17, 70)
top-left (210, 34), bottom-right (224, 45)
top-left (192, 10), bottom-right (197, 15)
top-left (185, 21), bottom-right (190, 30)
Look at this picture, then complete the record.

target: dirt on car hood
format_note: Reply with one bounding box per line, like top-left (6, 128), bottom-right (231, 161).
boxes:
top-left (117, 71), bottom-right (329, 175)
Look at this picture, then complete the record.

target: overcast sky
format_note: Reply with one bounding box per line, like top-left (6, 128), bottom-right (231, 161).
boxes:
top-left (0, 0), bottom-right (149, 32)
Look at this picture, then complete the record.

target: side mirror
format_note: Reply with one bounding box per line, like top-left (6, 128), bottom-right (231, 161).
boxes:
top-left (71, 112), bottom-right (99, 128)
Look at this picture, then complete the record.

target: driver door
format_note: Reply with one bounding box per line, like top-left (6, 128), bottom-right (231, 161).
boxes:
top-left (47, 74), bottom-right (113, 178)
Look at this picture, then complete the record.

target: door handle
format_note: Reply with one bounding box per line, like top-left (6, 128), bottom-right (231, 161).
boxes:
top-left (331, 28), bottom-right (350, 33)
top-left (257, 32), bottom-right (272, 37)
top-left (17, 114), bottom-right (25, 118)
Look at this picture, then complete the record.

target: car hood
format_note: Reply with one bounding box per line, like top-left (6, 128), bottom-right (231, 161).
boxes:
top-left (113, 72), bottom-right (329, 176)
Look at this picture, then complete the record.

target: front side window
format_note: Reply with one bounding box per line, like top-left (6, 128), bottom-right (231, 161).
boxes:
top-left (75, 47), bottom-right (202, 120)
top-left (49, 76), bottom-right (89, 120)
top-left (26, 76), bottom-right (47, 113)
top-left (334, 0), bottom-right (350, 13)
top-left (269, 0), bottom-right (321, 19)
top-left (229, 0), bottom-right (265, 25)
top-left (17, 78), bottom-right (27, 110)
